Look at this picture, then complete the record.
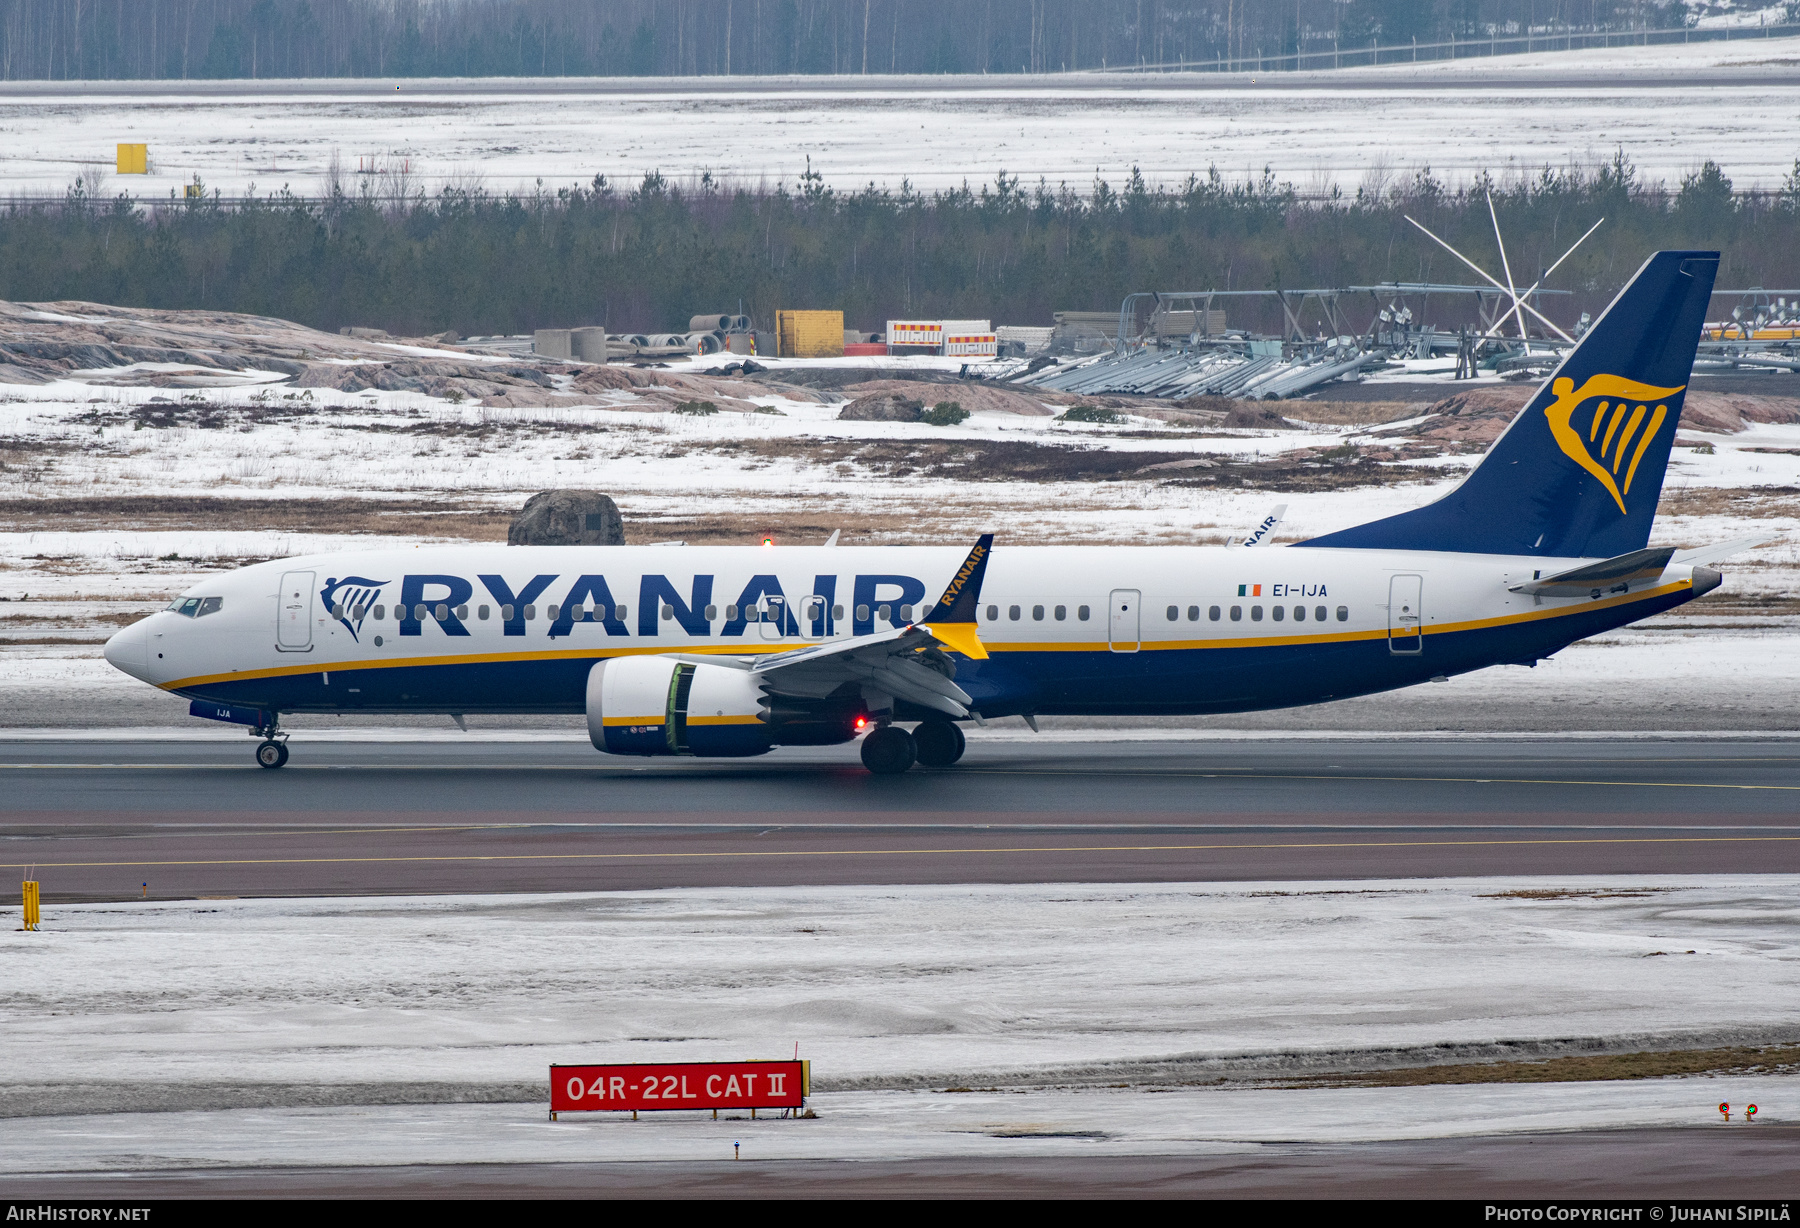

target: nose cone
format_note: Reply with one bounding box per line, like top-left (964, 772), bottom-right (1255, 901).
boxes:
top-left (103, 619), bottom-right (153, 682)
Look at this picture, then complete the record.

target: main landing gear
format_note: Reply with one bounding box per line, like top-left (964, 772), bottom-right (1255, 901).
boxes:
top-left (912, 719), bottom-right (966, 769)
top-left (860, 719), bottom-right (967, 775)
top-left (251, 713), bottom-right (290, 769)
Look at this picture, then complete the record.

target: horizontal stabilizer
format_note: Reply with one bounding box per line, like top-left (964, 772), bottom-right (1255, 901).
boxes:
top-left (1669, 536), bottom-right (1770, 566)
top-left (1509, 547), bottom-right (1674, 598)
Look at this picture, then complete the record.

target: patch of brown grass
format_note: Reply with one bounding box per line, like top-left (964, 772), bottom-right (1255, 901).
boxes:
top-left (1478, 887), bottom-right (1676, 901)
top-left (1282, 399), bottom-right (1437, 426)
top-left (0, 497), bottom-right (514, 540)
top-left (1281, 1044), bottom-right (1800, 1089)
top-left (1659, 487), bottom-right (1800, 519)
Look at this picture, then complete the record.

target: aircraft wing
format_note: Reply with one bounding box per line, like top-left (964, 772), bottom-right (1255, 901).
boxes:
top-left (754, 624), bottom-right (976, 718)
top-left (746, 534), bottom-right (995, 720)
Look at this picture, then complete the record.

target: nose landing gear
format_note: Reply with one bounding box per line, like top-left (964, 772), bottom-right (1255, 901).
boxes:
top-left (250, 713), bottom-right (290, 769)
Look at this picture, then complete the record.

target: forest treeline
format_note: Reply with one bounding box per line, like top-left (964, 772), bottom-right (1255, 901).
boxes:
top-left (3, 155), bottom-right (1797, 338)
top-left (0, 0), bottom-right (1719, 81)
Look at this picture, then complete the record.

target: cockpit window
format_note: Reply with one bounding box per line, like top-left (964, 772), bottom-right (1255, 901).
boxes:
top-left (166, 597), bottom-right (223, 618)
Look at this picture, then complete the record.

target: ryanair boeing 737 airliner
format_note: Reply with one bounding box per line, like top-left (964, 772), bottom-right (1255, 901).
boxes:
top-left (105, 251), bottom-right (1744, 773)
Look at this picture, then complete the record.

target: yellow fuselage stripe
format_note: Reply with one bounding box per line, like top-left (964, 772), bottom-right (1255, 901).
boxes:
top-left (160, 580), bottom-right (1691, 693)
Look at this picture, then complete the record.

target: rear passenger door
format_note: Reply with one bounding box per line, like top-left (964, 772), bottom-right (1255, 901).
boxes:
top-left (1388, 574), bottom-right (1423, 654)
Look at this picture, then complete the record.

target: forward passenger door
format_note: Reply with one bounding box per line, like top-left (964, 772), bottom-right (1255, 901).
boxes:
top-left (276, 570), bottom-right (315, 651)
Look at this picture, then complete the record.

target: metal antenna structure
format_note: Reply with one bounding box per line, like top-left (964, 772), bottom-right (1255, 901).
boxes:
top-left (1403, 206), bottom-right (1602, 349)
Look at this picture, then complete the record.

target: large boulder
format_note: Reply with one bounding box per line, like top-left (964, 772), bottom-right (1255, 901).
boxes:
top-left (837, 392), bottom-right (923, 422)
top-left (508, 490), bottom-right (625, 546)
top-left (1223, 402), bottom-right (1297, 430)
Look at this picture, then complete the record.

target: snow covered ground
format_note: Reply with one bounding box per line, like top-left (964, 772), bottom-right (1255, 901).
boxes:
top-left (4, 362), bottom-right (1798, 730)
top-left (3, 35), bottom-right (1797, 199)
top-left (5, 1077), bottom-right (1791, 1172)
top-left (2, 877), bottom-right (1795, 1168)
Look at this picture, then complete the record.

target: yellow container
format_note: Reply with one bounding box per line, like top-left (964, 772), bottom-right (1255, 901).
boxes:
top-left (116, 144), bottom-right (147, 174)
top-left (22, 880), bottom-right (39, 931)
top-left (776, 310), bottom-right (845, 358)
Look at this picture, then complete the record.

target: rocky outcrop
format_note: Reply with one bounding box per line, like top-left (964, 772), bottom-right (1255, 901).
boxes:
top-left (507, 491), bottom-right (625, 546)
top-left (1223, 403), bottom-right (1298, 430)
top-left (839, 379), bottom-right (1056, 417)
top-left (838, 392), bottom-right (924, 422)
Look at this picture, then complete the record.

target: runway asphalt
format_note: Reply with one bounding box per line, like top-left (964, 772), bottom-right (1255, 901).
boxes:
top-left (5, 737), bottom-right (1797, 899)
top-left (5, 1128), bottom-right (1796, 1199)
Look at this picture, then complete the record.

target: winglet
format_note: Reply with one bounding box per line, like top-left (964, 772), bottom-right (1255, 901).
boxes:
top-left (918, 533), bottom-right (993, 659)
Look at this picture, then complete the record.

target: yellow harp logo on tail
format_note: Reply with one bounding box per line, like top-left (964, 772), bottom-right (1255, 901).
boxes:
top-left (1542, 374), bottom-right (1686, 515)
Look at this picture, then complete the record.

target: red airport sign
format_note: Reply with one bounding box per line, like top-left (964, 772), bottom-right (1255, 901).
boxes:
top-left (551, 1060), bottom-right (810, 1114)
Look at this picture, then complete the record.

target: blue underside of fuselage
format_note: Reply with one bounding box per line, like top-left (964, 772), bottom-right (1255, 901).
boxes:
top-left (172, 588), bottom-right (1691, 720)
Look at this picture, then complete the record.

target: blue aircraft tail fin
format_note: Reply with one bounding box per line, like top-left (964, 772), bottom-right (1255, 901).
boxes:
top-left (1303, 250), bottom-right (1718, 558)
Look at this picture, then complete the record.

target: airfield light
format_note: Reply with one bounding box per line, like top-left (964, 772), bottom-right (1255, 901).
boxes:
top-left (762, 536), bottom-right (775, 547)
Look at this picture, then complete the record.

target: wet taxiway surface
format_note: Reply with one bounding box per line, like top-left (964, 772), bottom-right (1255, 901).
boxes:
top-left (4, 738), bottom-right (1795, 898)
top-left (4, 1128), bottom-right (1796, 1199)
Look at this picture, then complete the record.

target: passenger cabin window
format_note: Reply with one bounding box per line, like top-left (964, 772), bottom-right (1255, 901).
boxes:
top-left (456, 605), bottom-right (468, 620)
top-left (1054, 605), bottom-right (1066, 621)
top-left (857, 604), bottom-right (871, 622)
top-left (1187, 605), bottom-right (1199, 621)
top-left (478, 605), bottom-right (490, 621)
top-left (1336, 606), bottom-right (1349, 622)
top-left (1166, 605), bottom-right (1178, 621)
top-left (374, 605), bottom-right (386, 620)
top-left (1315, 606), bottom-right (1327, 622)
top-left (1230, 605), bottom-right (1241, 621)
top-left (523, 604), bottom-right (537, 621)
top-left (1293, 605), bottom-right (1305, 621)
top-left (986, 604), bottom-right (998, 621)
top-left (1209, 606), bottom-right (1221, 621)
top-left (1272, 606), bottom-right (1284, 621)
top-left (1077, 605), bottom-right (1090, 621)
top-left (1251, 606), bottom-right (1263, 621)
top-left (900, 604), bottom-right (914, 622)
top-left (1008, 605), bottom-right (1021, 621)
top-left (833, 604), bottom-right (844, 619)
top-left (1033, 605), bottom-right (1045, 621)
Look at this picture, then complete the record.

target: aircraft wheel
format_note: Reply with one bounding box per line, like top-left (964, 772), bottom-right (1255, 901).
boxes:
top-left (859, 725), bottom-right (917, 775)
top-left (913, 720), bottom-right (965, 768)
top-left (256, 740), bottom-right (289, 769)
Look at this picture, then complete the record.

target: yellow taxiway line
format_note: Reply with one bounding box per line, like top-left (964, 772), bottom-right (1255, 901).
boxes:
top-left (9, 832), bottom-right (1800, 873)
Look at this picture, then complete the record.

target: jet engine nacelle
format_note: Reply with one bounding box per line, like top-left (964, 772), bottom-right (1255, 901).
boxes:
top-left (586, 657), bottom-right (864, 758)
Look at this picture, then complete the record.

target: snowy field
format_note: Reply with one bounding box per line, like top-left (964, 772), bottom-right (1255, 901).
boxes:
top-left (3, 36), bottom-right (1798, 199)
top-left (4, 357), bottom-right (1800, 730)
top-left (2, 877), bottom-right (1795, 1168)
